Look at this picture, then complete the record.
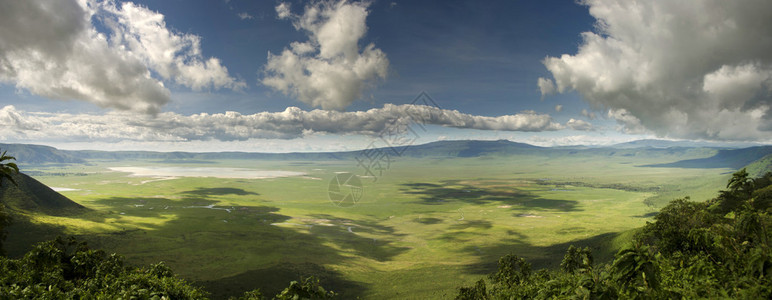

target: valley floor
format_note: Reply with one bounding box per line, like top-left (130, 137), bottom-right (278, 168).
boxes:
top-left (7, 154), bottom-right (730, 299)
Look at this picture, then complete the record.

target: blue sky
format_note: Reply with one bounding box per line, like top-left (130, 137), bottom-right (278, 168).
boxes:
top-left (1, 0), bottom-right (770, 152)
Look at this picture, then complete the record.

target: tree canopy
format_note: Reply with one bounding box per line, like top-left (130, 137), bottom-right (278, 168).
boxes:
top-left (457, 169), bottom-right (772, 299)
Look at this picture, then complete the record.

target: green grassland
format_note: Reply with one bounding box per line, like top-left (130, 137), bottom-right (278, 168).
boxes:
top-left (7, 152), bottom-right (733, 299)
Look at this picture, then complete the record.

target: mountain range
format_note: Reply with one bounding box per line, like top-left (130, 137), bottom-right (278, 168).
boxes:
top-left (1, 139), bottom-right (771, 174)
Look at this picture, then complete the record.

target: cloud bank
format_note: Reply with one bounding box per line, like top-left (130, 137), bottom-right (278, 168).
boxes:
top-left (539, 0), bottom-right (772, 141)
top-left (0, 0), bottom-right (243, 114)
top-left (262, 0), bottom-right (389, 110)
top-left (0, 104), bottom-right (562, 143)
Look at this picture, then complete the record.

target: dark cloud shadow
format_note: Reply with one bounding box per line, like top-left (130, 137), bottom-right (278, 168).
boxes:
top-left (460, 232), bottom-right (623, 276)
top-left (181, 187), bottom-right (260, 197)
top-left (305, 213), bottom-right (410, 262)
top-left (400, 181), bottom-right (580, 211)
top-left (413, 217), bottom-right (444, 225)
top-left (59, 195), bottom-right (369, 299)
top-left (200, 262), bottom-right (366, 299)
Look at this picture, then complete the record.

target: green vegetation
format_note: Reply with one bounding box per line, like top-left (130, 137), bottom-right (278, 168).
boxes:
top-left (456, 169), bottom-right (772, 299)
top-left (2, 143), bottom-right (766, 298)
top-left (0, 236), bottom-right (340, 299)
top-left (0, 237), bottom-right (207, 299)
top-left (0, 149), bottom-right (19, 187)
top-left (0, 148), bottom-right (18, 255)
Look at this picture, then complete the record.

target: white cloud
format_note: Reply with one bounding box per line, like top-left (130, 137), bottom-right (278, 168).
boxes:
top-left (0, 0), bottom-right (242, 114)
top-left (237, 12), bottom-right (253, 20)
top-left (581, 109), bottom-right (596, 120)
top-left (276, 2), bottom-right (291, 19)
top-left (537, 77), bottom-right (556, 98)
top-left (554, 104), bottom-right (563, 112)
top-left (0, 104), bottom-right (562, 144)
top-left (100, 1), bottom-right (245, 91)
top-left (540, 0), bottom-right (772, 141)
top-left (607, 109), bottom-right (648, 135)
top-left (262, 0), bottom-right (389, 110)
top-left (525, 134), bottom-right (644, 147)
top-left (566, 118), bottom-right (593, 131)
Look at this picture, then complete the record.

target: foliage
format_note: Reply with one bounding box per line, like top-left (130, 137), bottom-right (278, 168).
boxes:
top-left (233, 276), bottom-right (336, 300)
top-left (0, 236), bottom-right (341, 299)
top-left (0, 236), bottom-right (208, 299)
top-left (0, 205), bottom-right (9, 257)
top-left (560, 245), bottom-right (593, 274)
top-left (457, 170), bottom-right (772, 299)
top-left (0, 149), bottom-right (19, 188)
top-left (0, 149), bottom-right (17, 256)
top-left (455, 279), bottom-right (487, 300)
top-left (274, 277), bottom-right (336, 300)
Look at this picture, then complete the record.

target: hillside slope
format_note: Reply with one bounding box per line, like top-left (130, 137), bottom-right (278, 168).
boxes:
top-left (0, 172), bottom-right (86, 216)
top-left (643, 146), bottom-right (772, 169)
top-left (743, 153), bottom-right (772, 178)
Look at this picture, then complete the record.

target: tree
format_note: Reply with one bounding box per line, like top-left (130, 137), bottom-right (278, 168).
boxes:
top-left (0, 237), bottom-right (208, 299)
top-left (612, 244), bottom-right (660, 294)
top-left (489, 254), bottom-right (532, 287)
top-left (711, 168), bottom-right (755, 214)
top-left (274, 277), bottom-right (336, 300)
top-left (561, 245), bottom-right (594, 274)
top-left (455, 279), bottom-right (488, 300)
top-left (0, 149), bottom-right (19, 187)
top-left (0, 149), bottom-right (17, 256)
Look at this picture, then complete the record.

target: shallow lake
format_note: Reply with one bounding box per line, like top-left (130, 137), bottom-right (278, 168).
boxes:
top-left (109, 166), bottom-right (306, 179)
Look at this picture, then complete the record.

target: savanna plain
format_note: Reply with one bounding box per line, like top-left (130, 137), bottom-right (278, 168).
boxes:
top-left (7, 147), bottom-right (731, 299)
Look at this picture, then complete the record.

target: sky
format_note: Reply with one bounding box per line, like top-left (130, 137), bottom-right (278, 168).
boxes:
top-left (0, 0), bottom-right (771, 152)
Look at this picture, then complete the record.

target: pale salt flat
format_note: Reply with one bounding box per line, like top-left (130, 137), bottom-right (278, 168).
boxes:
top-left (51, 187), bottom-right (80, 192)
top-left (109, 167), bottom-right (305, 179)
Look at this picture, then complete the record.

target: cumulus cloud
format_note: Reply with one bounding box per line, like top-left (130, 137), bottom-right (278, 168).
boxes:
top-left (606, 109), bottom-right (649, 135)
top-left (262, 0), bottom-right (389, 110)
top-left (275, 2), bottom-right (292, 19)
top-left (540, 0), bottom-right (772, 141)
top-left (0, 0), bottom-right (243, 114)
top-left (100, 1), bottom-right (245, 91)
top-left (554, 104), bottom-right (563, 112)
top-left (537, 77), bottom-right (557, 98)
top-left (0, 104), bottom-right (562, 143)
top-left (566, 118), bottom-right (593, 131)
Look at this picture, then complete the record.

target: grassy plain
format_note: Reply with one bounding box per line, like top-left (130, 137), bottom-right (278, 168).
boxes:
top-left (11, 152), bottom-right (731, 299)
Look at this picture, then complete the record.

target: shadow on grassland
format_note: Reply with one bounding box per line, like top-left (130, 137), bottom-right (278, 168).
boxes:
top-left (66, 193), bottom-right (376, 299)
top-left (400, 182), bottom-right (580, 211)
top-left (181, 187), bottom-right (259, 197)
top-left (460, 231), bottom-right (627, 276)
top-left (201, 262), bottom-right (365, 299)
top-left (4, 214), bottom-right (71, 258)
top-left (305, 213), bottom-right (410, 262)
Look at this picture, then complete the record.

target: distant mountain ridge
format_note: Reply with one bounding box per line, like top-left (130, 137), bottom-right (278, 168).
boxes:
top-left (0, 143), bottom-right (85, 165)
top-left (1, 139), bottom-right (769, 167)
top-left (643, 146), bottom-right (772, 170)
top-left (2, 140), bottom-right (543, 164)
top-left (610, 139), bottom-right (763, 149)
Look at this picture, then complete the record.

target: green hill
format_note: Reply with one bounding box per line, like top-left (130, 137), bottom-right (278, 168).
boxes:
top-left (743, 153), bottom-right (772, 178)
top-left (0, 172), bottom-right (86, 216)
top-left (644, 146), bottom-right (772, 169)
